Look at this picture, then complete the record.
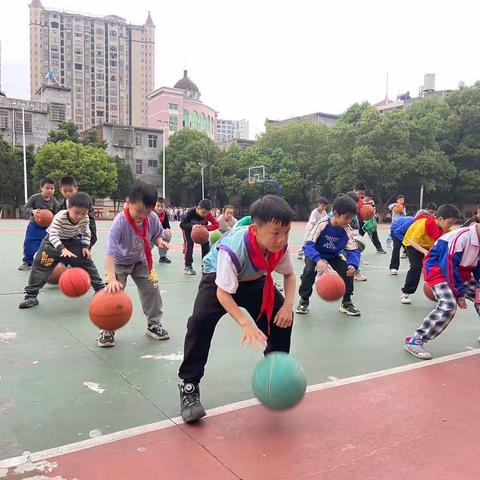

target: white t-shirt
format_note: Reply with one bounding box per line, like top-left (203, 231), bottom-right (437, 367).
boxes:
top-left (303, 208), bottom-right (327, 242)
top-left (215, 249), bottom-right (294, 294)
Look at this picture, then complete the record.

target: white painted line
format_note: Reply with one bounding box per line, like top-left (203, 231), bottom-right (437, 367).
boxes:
top-left (1, 348), bottom-right (479, 470)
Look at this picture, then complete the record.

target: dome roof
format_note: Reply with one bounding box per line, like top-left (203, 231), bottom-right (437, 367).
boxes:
top-left (174, 70), bottom-right (200, 94)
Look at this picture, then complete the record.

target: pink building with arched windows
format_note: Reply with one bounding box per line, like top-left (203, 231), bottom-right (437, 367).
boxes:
top-left (147, 70), bottom-right (217, 141)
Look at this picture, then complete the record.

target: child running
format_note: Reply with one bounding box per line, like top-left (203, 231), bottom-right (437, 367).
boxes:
top-left (18, 177), bottom-right (59, 270)
top-left (102, 181), bottom-right (170, 347)
top-left (18, 192), bottom-right (104, 309)
top-left (297, 196), bottom-right (329, 260)
top-left (404, 223), bottom-right (480, 359)
top-left (178, 195), bottom-right (296, 423)
top-left (154, 197), bottom-right (172, 264)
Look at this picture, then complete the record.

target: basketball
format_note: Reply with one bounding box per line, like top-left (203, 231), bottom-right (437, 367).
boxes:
top-left (423, 282), bottom-right (436, 301)
top-left (89, 290), bottom-right (133, 330)
top-left (59, 267), bottom-right (91, 297)
top-left (210, 230), bottom-right (222, 245)
top-left (191, 225), bottom-right (209, 244)
top-left (359, 204), bottom-right (375, 221)
top-left (393, 203), bottom-right (404, 214)
top-left (35, 209), bottom-right (54, 227)
top-left (47, 263), bottom-right (67, 284)
top-left (251, 352), bottom-right (307, 410)
top-left (316, 272), bottom-right (346, 301)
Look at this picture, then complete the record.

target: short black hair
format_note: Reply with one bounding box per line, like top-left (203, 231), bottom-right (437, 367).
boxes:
top-left (156, 197), bottom-right (166, 204)
top-left (40, 177), bottom-right (55, 187)
top-left (396, 194), bottom-right (405, 201)
top-left (68, 192), bottom-right (92, 209)
top-left (355, 183), bottom-right (366, 191)
top-left (437, 204), bottom-right (460, 220)
top-left (333, 195), bottom-right (357, 216)
top-left (316, 196), bottom-right (329, 205)
top-left (198, 199), bottom-right (213, 211)
top-left (128, 180), bottom-right (158, 209)
top-left (345, 191), bottom-right (360, 203)
top-left (365, 189), bottom-right (373, 197)
top-left (60, 176), bottom-right (78, 188)
top-left (250, 195), bottom-right (295, 226)
top-left (223, 204), bottom-right (234, 212)
top-left (425, 202), bottom-right (437, 211)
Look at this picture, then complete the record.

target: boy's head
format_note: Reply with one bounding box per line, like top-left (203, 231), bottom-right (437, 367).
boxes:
top-left (426, 202), bottom-right (437, 215)
top-left (331, 195), bottom-right (357, 227)
top-left (250, 195), bottom-right (295, 252)
top-left (435, 204), bottom-right (460, 232)
top-left (316, 196), bottom-right (329, 212)
top-left (223, 205), bottom-right (234, 220)
top-left (67, 192), bottom-right (92, 223)
top-left (40, 177), bottom-right (55, 198)
top-left (155, 197), bottom-right (166, 214)
top-left (396, 195), bottom-right (405, 205)
top-left (127, 180), bottom-right (158, 222)
top-left (354, 183), bottom-right (366, 198)
top-left (59, 175), bottom-right (78, 199)
top-left (196, 199), bottom-right (213, 218)
top-left (345, 191), bottom-right (359, 203)
top-left (364, 189), bottom-right (373, 200)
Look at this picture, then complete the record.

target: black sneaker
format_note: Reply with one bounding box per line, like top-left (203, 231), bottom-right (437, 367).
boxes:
top-left (339, 303), bottom-right (361, 316)
top-left (19, 297), bottom-right (39, 309)
top-left (159, 257), bottom-right (172, 264)
top-left (97, 330), bottom-right (115, 347)
top-left (295, 301), bottom-right (309, 314)
top-left (179, 383), bottom-right (206, 423)
top-left (146, 325), bottom-right (170, 340)
top-left (376, 249), bottom-right (387, 255)
top-left (18, 263), bottom-right (31, 271)
top-left (184, 266), bottom-right (196, 275)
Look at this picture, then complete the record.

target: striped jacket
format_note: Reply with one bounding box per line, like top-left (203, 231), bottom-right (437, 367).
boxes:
top-left (424, 225), bottom-right (480, 297)
top-left (47, 210), bottom-right (91, 251)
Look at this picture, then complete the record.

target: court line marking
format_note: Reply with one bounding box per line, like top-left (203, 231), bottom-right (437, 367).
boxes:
top-left (1, 348), bottom-right (479, 470)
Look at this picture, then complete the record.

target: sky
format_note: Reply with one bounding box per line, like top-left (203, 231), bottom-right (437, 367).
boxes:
top-left (1, 0), bottom-right (478, 138)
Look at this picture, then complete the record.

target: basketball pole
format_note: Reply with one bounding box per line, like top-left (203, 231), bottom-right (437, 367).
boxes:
top-left (419, 184), bottom-right (424, 210)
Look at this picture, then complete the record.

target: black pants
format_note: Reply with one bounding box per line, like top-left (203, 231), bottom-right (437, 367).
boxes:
top-left (389, 234), bottom-right (404, 270)
top-left (178, 273), bottom-right (292, 384)
top-left (182, 229), bottom-right (210, 267)
top-left (401, 246), bottom-right (425, 294)
top-left (24, 238), bottom-right (105, 298)
top-left (298, 256), bottom-right (353, 304)
top-left (359, 219), bottom-right (383, 251)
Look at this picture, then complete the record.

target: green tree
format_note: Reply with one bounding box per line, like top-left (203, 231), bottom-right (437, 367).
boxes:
top-left (47, 120), bottom-right (80, 143)
top-left (110, 156), bottom-right (134, 211)
top-left (33, 141), bottom-right (117, 199)
top-left (81, 128), bottom-right (108, 149)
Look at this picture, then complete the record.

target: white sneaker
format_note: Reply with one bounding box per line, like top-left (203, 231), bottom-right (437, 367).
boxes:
top-left (390, 269), bottom-right (398, 275)
top-left (400, 294), bottom-right (411, 304)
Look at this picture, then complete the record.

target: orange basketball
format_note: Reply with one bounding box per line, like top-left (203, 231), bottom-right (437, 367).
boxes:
top-left (191, 225), bottom-right (209, 244)
top-left (393, 203), bottom-right (404, 214)
top-left (423, 282), bottom-right (436, 302)
top-left (59, 267), bottom-right (91, 297)
top-left (89, 290), bottom-right (133, 330)
top-left (315, 273), bottom-right (346, 301)
top-left (35, 209), bottom-right (54, 227)
top-left (359, 204), bottom-right (375, 221)
top-left (47, 263), bottom-right (67, 284)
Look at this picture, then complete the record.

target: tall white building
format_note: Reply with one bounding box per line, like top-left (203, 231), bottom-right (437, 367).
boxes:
top-left (216, 118), bottom-right (249, 142)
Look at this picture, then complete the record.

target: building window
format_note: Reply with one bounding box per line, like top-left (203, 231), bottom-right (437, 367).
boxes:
top-left (136, 159), bottom-right (143, 174)
top-left (113, 126), bottom-right (134, 147)
top-left (14, 111), bottom-right (32, 133)
top-left (168, 115), bottom-right (178, 132)
top-left (148, 134), bottom-right (158, 148)
top-left (168, 103), bottom-right (178, 111)
top-left (135, 133), bottom-right (142, 146)
top-left (75, 63), bottom-right (83, 70)
top-left (148, 159), bottom-right (158, 168)
top-left (183, 109), bottom-right (189, 128)
top-left (0, 110), bottom-right (9, 129)
top-left (50, 103), bottom-right (66, 122)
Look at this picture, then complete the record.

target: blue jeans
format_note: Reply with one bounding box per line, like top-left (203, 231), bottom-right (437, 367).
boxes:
top-left (22, 222), bottom-right (47, 266)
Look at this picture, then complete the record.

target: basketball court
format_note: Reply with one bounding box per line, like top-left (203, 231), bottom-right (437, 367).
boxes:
top-left (2, 219), bottom-right (480, 479)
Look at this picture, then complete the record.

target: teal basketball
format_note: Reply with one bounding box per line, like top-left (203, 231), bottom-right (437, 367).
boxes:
top-left (251, 352), bottom-right (307, 410)
top-left (210, 230), bottom-right (223, 245)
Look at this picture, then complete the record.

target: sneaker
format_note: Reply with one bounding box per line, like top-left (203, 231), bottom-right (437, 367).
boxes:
top-left (159, 257), bottom-right (172, 264)
top-left (295, 301), bottom-right (309, 314)
top-left (146, 325), bottom-right (170, 340)
top-left (339, 303), bottom-right (361, 316)
top-left (97, 330), bottom-right (115, 347)
top-left (404, 337), bottom-right (432, 360)
top-left (354, 272), bottom-right (368, 281)
top-left (401, 251), bottom-right (407, 259)
top-left (390, 269), bottom-right (398, 275)
top-left (18, 297), bottom-right (39, 309)
top-left (376, 249), bottom-right (387, 255)
top-left (184, 266), bottom-right (196, 275)
top-left (18, 263), bottom-right (31, 271)
top-left (297, 251), bottom-right (304, 260)
top-left (179, 383), bottom-right (206, 423)
top-left (400, 294), bottom-right (411, 304)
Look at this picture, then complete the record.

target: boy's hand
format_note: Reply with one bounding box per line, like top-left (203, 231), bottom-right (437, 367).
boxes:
top-left (274, 305), bottom-right (293, 328)
top-left (157, 239), bottom-right (170, 250)
top-left (315, 260), bottom-right (329, 274)
top-left (457, 297), bottom-right (467, 309)
top-left (61, 248), bottom-right (77, 258)
top-left (346, 265), bottom-right (356, 277)
top-left (82, 248), bottom-right (91, 259)
top-left (240, 322), bottom-right (267, 351)
top-left (106, 279), bottom-right (123, 294)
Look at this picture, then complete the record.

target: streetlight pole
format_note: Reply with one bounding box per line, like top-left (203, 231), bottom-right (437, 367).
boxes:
top-left (162, 124), bottom-right (166, 198)
top-left (22, 108), bottom-right (28, 204)
top-left (199, 162), bottom-right (208, 199)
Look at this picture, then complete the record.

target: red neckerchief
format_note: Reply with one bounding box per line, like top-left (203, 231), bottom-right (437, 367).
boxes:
top-left (247, 225), bottom-right (284, 335)
top-left (124, 208), bottom-right (153, 272)
top-left (158, 212), bottom-right (166, 224)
